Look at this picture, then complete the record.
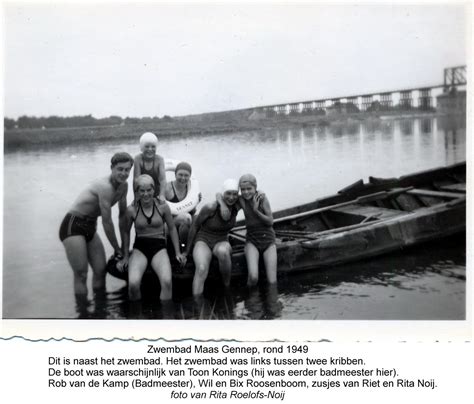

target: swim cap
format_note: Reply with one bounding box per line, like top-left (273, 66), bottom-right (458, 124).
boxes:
top-left (139, 132), bottom-right (158, 151)
top-left (239, 173), bottom-right (257, 188)
top-left (135, 174), bottom-right (155, 191)
top-left (175, 161), bottom-right (192, 175)
top-left (222, 178), bottom-right (239, 193)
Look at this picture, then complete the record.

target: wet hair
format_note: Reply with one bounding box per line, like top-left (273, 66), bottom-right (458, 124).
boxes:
top-left (175, 161), bottom-right (192, 175)
top-left (222, 178), bottom-right (239, 193)
top-left (139, 132), bottom-right (158, 152)
top-left (135, 174), bottom-right (155, 191)
top-left (239, 173), bottom-right (257, 188)
top-left (110, 152), bottom-right (134, 168)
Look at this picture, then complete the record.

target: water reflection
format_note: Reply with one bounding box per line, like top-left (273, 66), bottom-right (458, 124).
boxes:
top-left (63, 235), bottom-right (465, 320)
top-left (420, 117), bottom-right (433, 134)
top-left (399, 119), bottom-right (414, 135)
top-left (278, 235), bottom-right (465, 320)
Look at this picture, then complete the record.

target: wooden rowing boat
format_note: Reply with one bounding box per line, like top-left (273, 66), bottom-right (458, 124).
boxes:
top-left (107, 162), bottom-right (466, 282)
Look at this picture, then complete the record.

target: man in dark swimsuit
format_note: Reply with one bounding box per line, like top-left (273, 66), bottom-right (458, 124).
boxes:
top-left (59, 152), bottom-right (133, 297)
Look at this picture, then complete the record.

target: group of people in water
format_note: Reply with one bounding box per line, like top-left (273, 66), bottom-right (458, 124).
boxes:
top-left (59, 132), bottom-right (277, 302)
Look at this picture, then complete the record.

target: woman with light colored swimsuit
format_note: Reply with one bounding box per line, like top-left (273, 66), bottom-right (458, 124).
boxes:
top-left (123, 175), bottom-right (186, 301)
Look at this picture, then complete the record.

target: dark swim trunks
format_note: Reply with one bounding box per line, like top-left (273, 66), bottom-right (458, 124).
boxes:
top-left (59, 212), bottom-right (97, 243)
top-left (133, 237), bottom-right (167, 262)
top-left (195, 231), bottom-right (230, 251)
top-left (246, 227), bottom-right (276, 254)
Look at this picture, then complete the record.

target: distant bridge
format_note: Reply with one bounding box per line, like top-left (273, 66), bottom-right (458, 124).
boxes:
top-left (249, 66), bottom-right (466, 117)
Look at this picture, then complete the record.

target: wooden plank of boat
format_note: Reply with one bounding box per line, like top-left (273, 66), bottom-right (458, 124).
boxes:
top-left (233, 187), bottom-right (413, 232)
top-left (297, 198), bottom-right (466, 258)
top-left (437, 183), bottom-right (466, 193)
top-left (406, 188), bottom-right (465, 199)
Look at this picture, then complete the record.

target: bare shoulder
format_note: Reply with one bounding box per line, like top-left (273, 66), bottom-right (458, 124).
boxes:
top-left (159, 201), bottom-right (172, 215)
top-left (164, 180), bottom-right (173, 191)
top-left (257, 190), bottom-right (269, 201)
top-left (258, 191), bottom-right (272, 210)
top-left (126, 204), bottom-right (137, 217)
top-left (134, 153), bottom-right (143, 163)
top-left (199, 201), bottom-right (218, 216)
top-left (91, 177), bottom-right (113, 195)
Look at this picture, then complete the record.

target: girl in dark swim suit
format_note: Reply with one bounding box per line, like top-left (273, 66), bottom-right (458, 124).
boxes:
top-left (133, 132), bottom-right (166, 200)
top-left (124, 175), bottom-right (186, 301)
top-left (238, 174), bottom-right (277, 286)
top-left (183, 179), bottom-right (239, 296)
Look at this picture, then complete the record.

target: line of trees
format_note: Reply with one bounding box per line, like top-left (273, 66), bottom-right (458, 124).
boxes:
top-left (4, 114), bottom-right (173, 130)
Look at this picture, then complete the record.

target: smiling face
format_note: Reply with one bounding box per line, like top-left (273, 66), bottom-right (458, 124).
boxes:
top-left (137, 183), bottom-right (154, 203)
top-left (223, 190), bottom-right (239, 206)
top-left (175, 169), bottom-right (190, 185)
top-left (142, 142), bottom-right (156, 159)
top-left (111, 161), bottom-right (133, 185)
top-left (240, 183), bottom-right (257, 200)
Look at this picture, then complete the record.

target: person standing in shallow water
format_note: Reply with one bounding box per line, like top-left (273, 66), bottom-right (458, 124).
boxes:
top-left (59, 152), bottom-right (133, 297)
top-left (133, 132), bottom-right (166, 202)
top-left (183, 179), bottom-right (240, 296)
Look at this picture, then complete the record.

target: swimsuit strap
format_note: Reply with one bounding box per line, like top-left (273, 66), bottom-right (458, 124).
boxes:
top-left (137, 200), bottom-right (156, 224)
top-left (132, 202), bottom-right (140, 222)
top-left (171, 181), bottom-right (188, 202)
top-left (171, 182), bottom-right (179, 200)
top-left (153, 199), bottom-right (167, 238)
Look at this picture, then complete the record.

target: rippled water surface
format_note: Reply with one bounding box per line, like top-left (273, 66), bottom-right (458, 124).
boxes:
top-left (2, 116), bottom-right (466, 319)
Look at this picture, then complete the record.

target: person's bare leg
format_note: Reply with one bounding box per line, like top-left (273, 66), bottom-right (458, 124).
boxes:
top-left (263, 244), bottom-right (277, 284)
top-left (192, 241), bottom-right (212, 296)
top-left (151, 249), bottom-right (173, 301)
top-left (87, 233), bottom-right (107, 292)
top-left (175, 213), bottom-right (192, 245)
top-left (214, 241), bottom-right (232, 287)
top-left (244, 242), bottom-right (260, 286)
top-left (128, 250), bottom-right (148, 301)
top-left (62, 236), bottom-right (89, 296)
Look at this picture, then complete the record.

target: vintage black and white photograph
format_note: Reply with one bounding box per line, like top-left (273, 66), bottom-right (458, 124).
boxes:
top-left (2, 2), bottom-right (468, 321)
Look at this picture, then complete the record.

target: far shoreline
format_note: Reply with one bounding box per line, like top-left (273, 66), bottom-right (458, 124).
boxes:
top-left (3, 110), bottom-right (463, 151)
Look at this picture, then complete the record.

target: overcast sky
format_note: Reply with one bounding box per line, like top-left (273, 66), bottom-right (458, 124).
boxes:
top-left (3, 2), bottom-right (468, 119)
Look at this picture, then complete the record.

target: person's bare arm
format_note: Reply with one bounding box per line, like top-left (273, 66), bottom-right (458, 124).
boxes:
top-left (216, 192), bottom-right (231, 220)
top-left (132, 155), bottom-right (142, 198)
top-left (164, 181), bottom-right (174, 201)
top-left (251, 192), bottom-right (273, 226)
top-left (117, 206), bottom-right (134, 271)
top-left (162, 205), bottom-right (185, 265)
top-left (98, 186), bottom-right (121, 254)
top-left (118, 185), bottom-right (129, 256)
top-left (156, 155), bottom-right (167, 203)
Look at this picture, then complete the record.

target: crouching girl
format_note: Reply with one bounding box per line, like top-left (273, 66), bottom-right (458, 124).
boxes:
top-left (123, 174), bottom-right (186, 301)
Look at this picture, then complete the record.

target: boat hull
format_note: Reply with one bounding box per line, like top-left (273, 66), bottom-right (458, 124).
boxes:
top-left (108, 162), bottom-right (466, 282)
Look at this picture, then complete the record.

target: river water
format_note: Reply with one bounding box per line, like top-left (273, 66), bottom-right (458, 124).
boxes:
top-left (2, 116), bottom-right (466, 319)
